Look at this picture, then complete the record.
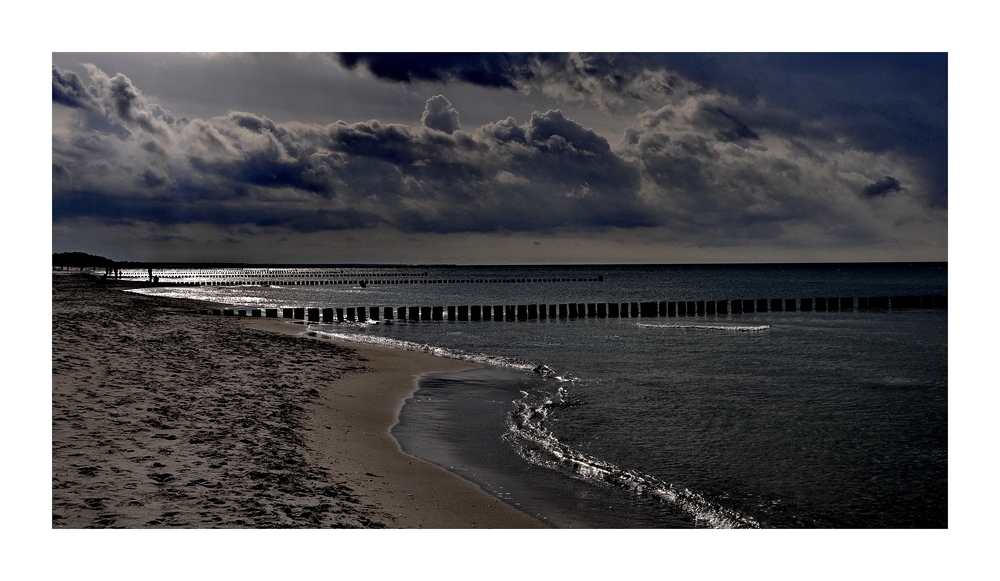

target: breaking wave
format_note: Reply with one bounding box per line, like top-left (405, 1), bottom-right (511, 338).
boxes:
top-left (307, 326), bottom-right (542, 374)
top-left (311, 325), bottom-right (759, 528)
top-left (505, 385), bottom-right (760, 528)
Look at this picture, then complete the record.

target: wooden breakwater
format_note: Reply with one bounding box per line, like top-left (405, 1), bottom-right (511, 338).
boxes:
top-left (205, 295), bottom-right (946, 321)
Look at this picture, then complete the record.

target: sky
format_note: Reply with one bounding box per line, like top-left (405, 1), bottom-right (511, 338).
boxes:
top-left (51, 52), bottom-right (947, 264)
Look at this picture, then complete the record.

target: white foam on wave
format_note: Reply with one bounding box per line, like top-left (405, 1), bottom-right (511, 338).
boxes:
top-left (126, 287), bottom-right (272, 306)
top-left (307, 326), bottom-right (539, 373)
top-left (637, 323), bottom-right (771, 332)
top-left (312, 324), bottom-right (757, 528)
top-left (505, 387), bottom-right (760, 529)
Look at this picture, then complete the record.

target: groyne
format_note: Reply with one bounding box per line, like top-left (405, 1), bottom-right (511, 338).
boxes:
top-left (205, 295), bottom-right (946, 321)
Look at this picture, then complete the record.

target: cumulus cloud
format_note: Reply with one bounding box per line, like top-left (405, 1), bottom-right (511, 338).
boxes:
top-left (421, 95), bottom-right (461, 134)
top-left (337, 52), bottom-right (947, 208)
top-left (52, 65), bottom-right (97, 110)
top-left (52, 59), bottom-right (946, 257)
top-left (53, 65), bottom-right (654, 238)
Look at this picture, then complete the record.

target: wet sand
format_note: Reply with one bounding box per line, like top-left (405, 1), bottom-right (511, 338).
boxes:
top-left (51, 273), bottom-right (543, 528)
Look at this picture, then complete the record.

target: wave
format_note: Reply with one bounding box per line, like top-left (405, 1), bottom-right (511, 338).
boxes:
top-left (307, 326), bottom-right (553, 375)
top-left (637, 323), bottom-right (771, 332)
top-left (505, 386), bottom-right (760, 529)
top-left (312, 325), bottom-right (759, 528)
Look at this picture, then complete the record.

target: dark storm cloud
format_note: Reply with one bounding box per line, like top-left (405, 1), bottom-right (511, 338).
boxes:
top-left (52, 57), bottom-right (946, 255)
top-left (862, 176), bottom-right (905, 198)
top-left (524, 109), bottom-right (610, 154)
top-left (481, 116), bottom-right (526, 143)
top-left (337, 53), bottom-right (532, 88)
top-left (670, 53), bottom-right (947, 208)
top-left (421, 95), bottom-right (461, 134)
top-left (52, 64), bottom-right (655, 237)
top-left (338, 53), bottom-right (675, 106)
top-left (94, 69), bottom-right (175, 137)
top-left (337, 52), bottom-right (947, 208)
top-left (52, 65), bottom-right (97, 110)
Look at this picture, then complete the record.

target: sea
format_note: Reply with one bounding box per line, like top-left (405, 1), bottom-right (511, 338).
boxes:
top-left (130, 263), bottom-right (948, 528)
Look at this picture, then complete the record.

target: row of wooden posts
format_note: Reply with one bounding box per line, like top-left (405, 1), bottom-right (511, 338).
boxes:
top-left (203, 295), bottom-right (946, 321)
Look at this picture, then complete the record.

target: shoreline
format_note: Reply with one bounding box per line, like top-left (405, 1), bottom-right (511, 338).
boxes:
top-left (52, 273), bottom-right (543, 528)
top-left (238, 315), bottom-right (545, 528)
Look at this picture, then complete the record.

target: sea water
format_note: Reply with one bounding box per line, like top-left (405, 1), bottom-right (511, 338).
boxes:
top-left (132, 263), bottom-right (947, 528)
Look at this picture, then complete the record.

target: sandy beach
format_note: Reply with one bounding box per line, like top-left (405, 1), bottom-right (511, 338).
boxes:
top-left (52, 273), bottom-right (543, 528)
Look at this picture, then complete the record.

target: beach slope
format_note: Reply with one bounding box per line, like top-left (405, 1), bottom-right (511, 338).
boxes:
top-left (52, 273), bottom-right (542, 528)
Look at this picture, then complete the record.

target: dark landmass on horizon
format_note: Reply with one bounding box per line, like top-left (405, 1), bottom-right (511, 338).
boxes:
top-left (55, 252), bottom-right (947, 270)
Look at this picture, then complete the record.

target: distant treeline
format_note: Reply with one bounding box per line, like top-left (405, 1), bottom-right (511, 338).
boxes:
top-left (53, 252), bottom-right (115, 267)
